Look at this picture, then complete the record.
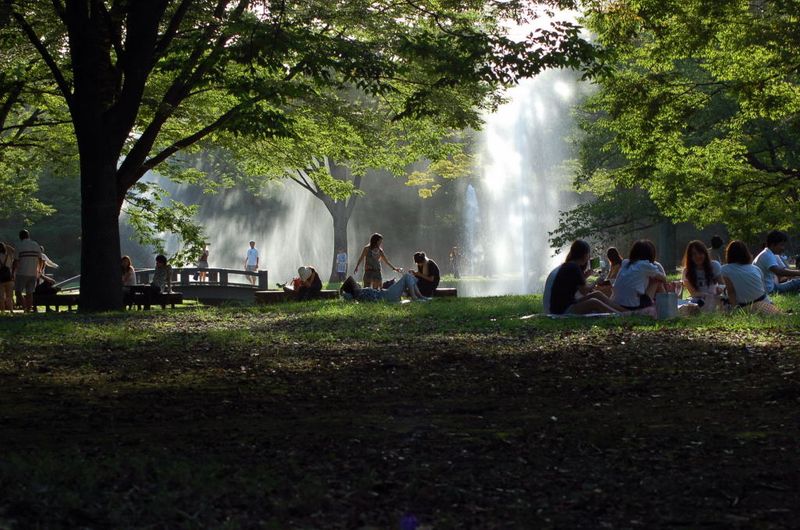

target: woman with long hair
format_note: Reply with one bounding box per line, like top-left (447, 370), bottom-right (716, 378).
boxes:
top-left (605, 247), bottom-right (623, 282)
top-left (353, 233), bottom-right (401, 288)
top-left (720, 241), bottom-right (779, 314)
top-left (595, 246), bottom-right (623, 297)
top-left (681, 240), bottom-right (721, 307)
top-left (121, 255), bottom-right (136, 286)
top-left (549, 240), bottom-right (626, 315)
top-left (610, 240), bottom-right (668, 310)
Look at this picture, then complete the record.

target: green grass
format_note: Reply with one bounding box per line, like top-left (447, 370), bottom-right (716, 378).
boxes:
top-left (1, 295), bottom-right (800, 528)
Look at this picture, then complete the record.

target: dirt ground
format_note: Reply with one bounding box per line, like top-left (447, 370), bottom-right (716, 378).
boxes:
top-left (1, 312), bottom-right (799, 528)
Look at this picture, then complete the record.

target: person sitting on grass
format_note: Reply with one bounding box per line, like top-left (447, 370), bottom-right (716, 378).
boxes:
top-left (611, 239), bottom-right (668, 310)
top-left (340, 272), bottom-right (429, 303)
top-left (681, 240), bottom-right (722, 309)
top-left (709, 235), bottom-right (725, 263)
top-left (721, 240), bottom-right (779, 314)
top-left (549, 240), bottom-right (626, 315)
top-left (595, 246), bottom-right (623, 297)
top-left (753, 230), bottom-right (800, 295)
top-left (410, 251), bottom-right (440, 298)
top-left (281, 266), bottom-right (322, 301)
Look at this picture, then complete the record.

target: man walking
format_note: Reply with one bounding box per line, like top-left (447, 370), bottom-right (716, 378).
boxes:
top-left (14, 230), bottom-right (42, 313)
top-left (244, 240), bottom-right (259, 286)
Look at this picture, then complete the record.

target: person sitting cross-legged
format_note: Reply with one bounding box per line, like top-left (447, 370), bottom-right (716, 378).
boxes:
top-left (753, 230), bottom-right (800, 295)
top-left (549, 240), bottom-right (627, 315)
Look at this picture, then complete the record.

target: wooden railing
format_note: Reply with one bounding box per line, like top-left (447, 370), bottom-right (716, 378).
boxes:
top-left (135, 267), bottom-right (269, 290)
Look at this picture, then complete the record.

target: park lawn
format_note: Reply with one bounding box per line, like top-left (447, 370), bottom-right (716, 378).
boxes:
top-left (1, 296), bottom-right (799, 528)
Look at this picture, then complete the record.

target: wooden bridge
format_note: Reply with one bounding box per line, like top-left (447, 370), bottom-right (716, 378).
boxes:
top-left (135, 267), bottom-right (269, 303)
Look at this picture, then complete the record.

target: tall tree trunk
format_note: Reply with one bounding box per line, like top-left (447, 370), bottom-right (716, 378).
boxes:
top-left (329, 201), bottom-right (349, 283)
top-left (324, 161), bottom-right (360, 283)
top-left (76, 131), bottom-right (124, 311)
top-left (658, 221), bottom-right (678, 272)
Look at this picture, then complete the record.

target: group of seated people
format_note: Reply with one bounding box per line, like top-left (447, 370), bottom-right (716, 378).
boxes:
top-left (545, 230), bottom-right (799, 316)
top-left (278, 251), bottom-right (441, 303)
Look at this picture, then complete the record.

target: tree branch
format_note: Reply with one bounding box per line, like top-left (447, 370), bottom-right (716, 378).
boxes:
top-left (116, 0), bottom-right (244, 190)
top-left (154, 0), bottom-right (196, 59)
top-left (7, 4), bottom-right (73, 106)
top-left (346, 173), bottom-right (362, 217)
top-left (50, 0), bottom-right (66, 20)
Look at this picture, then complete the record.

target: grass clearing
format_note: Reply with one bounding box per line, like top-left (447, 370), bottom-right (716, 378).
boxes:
top-left (1, 295), bottom-right (799, 528)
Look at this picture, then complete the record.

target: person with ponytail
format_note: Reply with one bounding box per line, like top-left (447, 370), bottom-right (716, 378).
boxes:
top-left (549, 240), bottom-right (625, 315)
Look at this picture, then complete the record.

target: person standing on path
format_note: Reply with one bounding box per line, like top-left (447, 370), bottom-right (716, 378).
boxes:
top-left (197, 246), bottom-right (209, 282)
top-left (13, 230), bottom-right (42, 313)
top-left (244, 240), bottom-right (259, 286)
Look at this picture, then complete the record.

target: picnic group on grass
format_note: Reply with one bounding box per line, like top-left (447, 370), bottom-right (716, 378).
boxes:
top-left (543, 230), bottom-right (800, 317)
top-left (3, 225), bottom-right (800, 315)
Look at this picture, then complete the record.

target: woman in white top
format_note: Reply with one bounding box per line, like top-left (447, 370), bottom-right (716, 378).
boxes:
top-left (121, 255), bottom-right (136, 287)
top-left (611, 240), bottom-right (667, 310)
top-left (720, 241), bottom-right (778, 314)
top-left (682, 240), bottom-right (722, 308)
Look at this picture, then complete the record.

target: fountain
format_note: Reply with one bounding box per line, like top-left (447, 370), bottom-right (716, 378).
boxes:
top-left (469, 11), bottom-right (584, 295)
top-left (136, 175), bottom-right (334, 285)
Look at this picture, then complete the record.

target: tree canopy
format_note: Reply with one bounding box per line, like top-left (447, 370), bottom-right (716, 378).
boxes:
top-left (573, 0), bottom-right (800, 240)
top-left (1, 0), bottom-right (596, 310)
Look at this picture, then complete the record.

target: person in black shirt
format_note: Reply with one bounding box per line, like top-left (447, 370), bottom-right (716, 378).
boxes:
top-left (411, 251), bottom-right (440, 297)
top-left (550, 240), bottom-right (626, 315)
top-left (294, 266), bottom-right (322, 301)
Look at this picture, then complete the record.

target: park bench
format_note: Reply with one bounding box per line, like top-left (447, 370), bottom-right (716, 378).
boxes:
top-left (128, 289), bottom-right (184, 310)
top-left (32, 292), bottom-right (81, 312)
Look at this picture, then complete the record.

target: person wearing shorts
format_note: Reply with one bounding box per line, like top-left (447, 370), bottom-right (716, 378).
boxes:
top-left (353, 233), bottom-right (400, 289)
top-left (14, 230), bottom-right (42, 313)
top-left (244, 240), bottom-right (259, 286)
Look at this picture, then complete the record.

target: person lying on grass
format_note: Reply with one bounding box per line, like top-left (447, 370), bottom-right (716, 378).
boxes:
top-left (339, 273), bottom-right (429, 302)
top-left (549, 240), bottom-right (627, 315)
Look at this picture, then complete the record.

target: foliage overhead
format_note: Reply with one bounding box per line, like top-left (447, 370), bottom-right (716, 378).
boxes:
top-left (1, 0), bottom-right (599, 310)
top-left (574, 0), bottom-right (800, 239)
